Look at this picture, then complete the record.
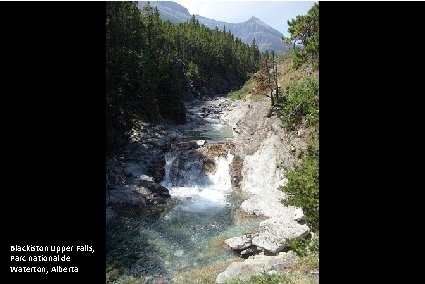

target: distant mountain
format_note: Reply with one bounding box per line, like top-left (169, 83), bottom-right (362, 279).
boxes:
top-left (138, 1), bottom-right (289, 52)
top-left (138, 1), bottom-right (191, 23)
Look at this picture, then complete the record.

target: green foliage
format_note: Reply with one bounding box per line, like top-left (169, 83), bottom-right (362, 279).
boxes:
top-left (280, 76), bottom-right (319, 131)
top-left (284, 3), bottom-right (319, 68)
top-left (226, 273), bottom-right (291, 284)
top-left (229, 90), bottom-right (243, 101)
top-left (106, 1), bottom-right (145, 152)
top-left (287, 235), bottom-right (320, 257)
top-left (279, 5), bottom-right (319, 237)
top-left (225, 254), bottom-right (319, 284)
top-left (253, 51), bottom-right (272, 94)
top-left (282, 131), bottom-right (319, 231)
top-left (287, 239), bottom-right (309, 257)
top-left (229, 78), bottom-right (254, 101)
top-left (292, 53), bottom-right (305, 70)
top-left (106, 2), bottom-right (260, 153)
top-left (186, 61), bottom-right (200, 88)
top-left (309, 233), bottom-right (319, 254)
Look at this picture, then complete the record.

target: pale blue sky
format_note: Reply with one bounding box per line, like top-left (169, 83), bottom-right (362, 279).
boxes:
top-left (174, 0), bottom-right (315, 36)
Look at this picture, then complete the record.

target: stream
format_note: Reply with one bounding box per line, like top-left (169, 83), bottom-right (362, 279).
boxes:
top-left (106, 98), bottom-right (263, 284)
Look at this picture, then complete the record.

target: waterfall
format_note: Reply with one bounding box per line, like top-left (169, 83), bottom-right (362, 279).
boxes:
top-left (162, 151), bottom-right (234, 212)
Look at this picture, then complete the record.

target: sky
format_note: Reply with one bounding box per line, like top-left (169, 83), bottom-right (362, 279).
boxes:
top-left (173, 0), bottom-right (315, 36)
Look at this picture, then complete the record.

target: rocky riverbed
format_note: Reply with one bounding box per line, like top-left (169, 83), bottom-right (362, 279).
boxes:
top-left (106, 95), bottom-right (314, 283)
top-left (214, 97), bottom-right (312, 283)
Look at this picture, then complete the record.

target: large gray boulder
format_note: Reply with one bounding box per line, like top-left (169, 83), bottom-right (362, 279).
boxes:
top-left (252, 232), bottom-right (286, 254)
top-left (107, 187), bottom-right (146, 205)
top-left (224, 215), bottom-right (310, 255)
top-left (259, 217), bottom-right (310, 240)
top-left (215, 251), bottom-right (297, 284)
top-left (240, 193), bottom-right (296, 219)
top-left (225, 235), bottom-right (253, 251)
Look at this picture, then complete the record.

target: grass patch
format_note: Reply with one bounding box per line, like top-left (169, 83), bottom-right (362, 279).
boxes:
top-left (225, 254), bottom-right (319, 284)
top-left (229, 78), bottom-right (254, 101)
top-left (226, 273), bottom-right (290, 284)
top-left (174, 258), bottom-right (241, 284)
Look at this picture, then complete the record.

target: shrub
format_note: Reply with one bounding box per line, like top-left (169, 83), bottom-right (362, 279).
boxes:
top-left (287, 233), bottom-right (319, 257)
top-left (282, 131), bottom-right (319, 231)
top-left (280, 76), bottom-right (318, 131)
top-left (292, 53), bottom-right (305, 69)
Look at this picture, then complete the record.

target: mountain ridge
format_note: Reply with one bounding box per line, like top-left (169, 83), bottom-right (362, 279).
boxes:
top-left (138, 1), bottom-right (288, 52)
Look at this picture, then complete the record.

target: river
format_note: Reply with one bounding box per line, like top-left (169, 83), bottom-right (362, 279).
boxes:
top-left (106, 98), bottom-right (263, 284)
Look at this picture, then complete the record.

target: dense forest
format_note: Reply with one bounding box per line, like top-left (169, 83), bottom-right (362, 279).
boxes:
top-left (106, 2), bottom-right (260, 153)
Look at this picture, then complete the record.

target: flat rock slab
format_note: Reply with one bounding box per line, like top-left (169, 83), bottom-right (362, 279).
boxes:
top-left (260, 217), bottom-right (310, 240)
top-left (240, 195), bottom-right (297, 219)
top-left (215, 251), bottom-right (297, 283)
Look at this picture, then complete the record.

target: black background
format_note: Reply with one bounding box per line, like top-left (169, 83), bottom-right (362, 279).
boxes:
top-left (1, 2), bottom-right (105, 283)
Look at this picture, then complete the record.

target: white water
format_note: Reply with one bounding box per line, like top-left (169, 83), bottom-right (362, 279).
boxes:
top-left (162, 152), bottom-right (234, 212)
top-left (107, 98), bottom-right (263, 283)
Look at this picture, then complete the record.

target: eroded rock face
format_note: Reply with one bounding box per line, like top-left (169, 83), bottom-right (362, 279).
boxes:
top-left (166, 141), bottom-right (234, 187)
top-left (107, 188), bottom-right (147, 205)
top-left (215, 251), bottom-right (297, 284)
top-left (168, 149), bottom-right (210, 186)
top-left (229, 155), bottom-right (243, 188)
top-left (149, 153), bottom-right (166, 183)
top-left (219, 97), bottom-right (313, 280)
top-left (106, 123), bottom-right (177, 207)
top-left (107, 177), bottom-right (170, 206)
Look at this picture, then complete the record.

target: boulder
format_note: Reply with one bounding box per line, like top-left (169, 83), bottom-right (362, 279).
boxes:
top-left (252, 232), bottom-right (287, 254)
top-left (215, 251), bottom-right (297, 283)
top-left (259, 217), bottom-right (310, 241)
top-left (107, 188), bottom-right (146, 205)
top-left (107, 176), bottom-right (170, 206)
top-left (139, 179), bottom-right (170, 199)
top-left (240, 246), bottom-right (259, 256)
top-left (224, 235), bottom-right (253, 251)
top-left (293, 208), bottom-right (305, 222)
top-left (239, 192), bottom-right (295, 219)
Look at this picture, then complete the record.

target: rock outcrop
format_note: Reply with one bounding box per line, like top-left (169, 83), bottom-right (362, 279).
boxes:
top-left (106, 123), bottom-right (178, 207)
top-left (216, 251), bottom-right (297, 284)
top-left (229, 155), bottom-right (243, 188)
top-left (218, 97), bottom-right (310, 280)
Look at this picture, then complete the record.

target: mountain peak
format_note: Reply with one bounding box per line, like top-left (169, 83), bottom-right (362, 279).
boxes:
top-left (139, 1), bottom-right (288, 52)
top-left (247, 16), bottom-right (267, 26)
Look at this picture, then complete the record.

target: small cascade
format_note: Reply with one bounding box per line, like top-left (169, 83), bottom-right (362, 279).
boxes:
top-left (107, 97), bottom-right (260, 284)
top-left (162, 150), bottom-right (234, 212)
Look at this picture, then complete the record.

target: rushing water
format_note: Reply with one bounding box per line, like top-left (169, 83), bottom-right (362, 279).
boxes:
top-left (107, 98), bottom-right (262, 284)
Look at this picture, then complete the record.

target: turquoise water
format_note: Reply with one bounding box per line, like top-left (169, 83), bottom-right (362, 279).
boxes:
top-left (106, 191), bottom-right (261, 283)
top-left (106, 99), bottom-right (260, 283)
